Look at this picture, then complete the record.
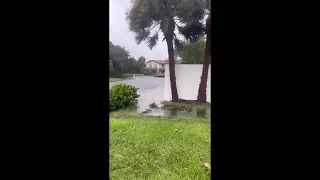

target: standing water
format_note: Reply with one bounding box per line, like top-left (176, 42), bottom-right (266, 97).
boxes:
top-left (109, 76), bottom-right (210, 119)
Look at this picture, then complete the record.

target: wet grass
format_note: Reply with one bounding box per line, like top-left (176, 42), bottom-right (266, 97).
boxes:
top-left (109, 78), bottom-right (123, 82)
top-left (110, 107), bottom-right (210, 121)
top-left (161, 100), bottom-right (211, 112)
top-left (122, 73), bottom-right (145, 77)
top-left (110, 105), bottom-right (141, 118)
top-left (110, 115), bottom-right (211, 179)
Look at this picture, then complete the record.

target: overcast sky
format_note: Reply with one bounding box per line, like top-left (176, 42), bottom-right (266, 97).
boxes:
top-left (110, 0), bottom-right (168, 61)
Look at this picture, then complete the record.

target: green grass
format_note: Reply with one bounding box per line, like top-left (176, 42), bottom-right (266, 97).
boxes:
top-left (161, 100), bottom-right (211, 111)
top-left (110, 115), bottom-right (211, 180)
top-left (122, 73), bottom-right (145, 77)
top-left (110, 78), bottom-right (123, 82)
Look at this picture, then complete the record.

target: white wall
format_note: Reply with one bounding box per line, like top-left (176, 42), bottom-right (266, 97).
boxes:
top-left (164, 64), bottom-right (211, 102)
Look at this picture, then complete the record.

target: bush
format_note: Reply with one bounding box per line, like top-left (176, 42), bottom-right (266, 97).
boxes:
top-left (109, 84), bottom-right (140, 111)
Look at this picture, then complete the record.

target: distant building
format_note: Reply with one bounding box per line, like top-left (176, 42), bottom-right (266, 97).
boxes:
top-left (145, 60), bottom-right (168, 75)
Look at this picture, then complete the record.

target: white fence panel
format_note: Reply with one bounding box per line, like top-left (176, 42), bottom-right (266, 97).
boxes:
top-left (164, 64), bottom-right (211, 102)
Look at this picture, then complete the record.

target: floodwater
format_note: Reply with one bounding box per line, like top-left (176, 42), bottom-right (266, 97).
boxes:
top-left (110, 76), bottom-right (210, 119)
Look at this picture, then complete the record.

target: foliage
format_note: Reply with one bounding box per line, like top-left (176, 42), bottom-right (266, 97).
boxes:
top-left (109, 84), bottom-right (140, 111)
top-left (126, 0), bottom-right (206, 50)
top-left (109, 41), bottom-right (147, 76)
top-left (137, 56), bottom-right (146, 69)
top-left (109, 68), bottom-right (123, 78)
top-left (140, 68), bottom-right (153, 75)
top-left (149, 102), bottom-right (159, 109)
top-left (109, 41), bottom-right (130, 70)
top-left (160, 100), bottom-right (210, 111)
top-left (138, 56), bottom-right (146, 62)
top-left (176, 37), bottom-right (206, 64)
top-left (122, 57), bottom-right (137, 73)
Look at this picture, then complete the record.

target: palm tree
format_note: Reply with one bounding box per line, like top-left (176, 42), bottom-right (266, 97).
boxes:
top-left (197, 0), bottom-right (211, 103)
top-left (126, 0), bottom-right (206, 102)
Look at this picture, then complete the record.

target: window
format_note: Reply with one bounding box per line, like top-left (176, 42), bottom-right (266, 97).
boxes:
top-left (154, 64), bottom-right (157, 68)
top-left (162, 64), bottom-right (165, 68)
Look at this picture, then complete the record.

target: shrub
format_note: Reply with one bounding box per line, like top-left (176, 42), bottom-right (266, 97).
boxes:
top-left (149, 102), bottom-right (159, 109)
top-left (109, 84), bottom-right (140, 111)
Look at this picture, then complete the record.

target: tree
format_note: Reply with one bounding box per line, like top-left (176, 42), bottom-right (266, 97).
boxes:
top-left (137, 56), bottom-right (146, 69)
top-left (138, 56), bottom-right (146, 63)
top-left (109, 41), bottom-right (147, 76)
top-left (176, 37), bottom-right (206, 64)
top-left (109, 60), bottom-right (113, 70)
top-left (109, 41), bottom-right (130, 70)
top-left (122, 57), bottom-right (137, 73)
top-left (197, 0), bottom-right (211, 103)
top-left (109, 41), bottom-right (144, 73)
top-left (126, 0), bottom-right (206, 102)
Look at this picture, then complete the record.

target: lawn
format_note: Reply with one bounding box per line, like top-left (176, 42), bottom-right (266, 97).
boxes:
top-left (122, 73), bottom-right (145, 77)
top-left (109, 78), bottom-right (123, 82)
top-left (110, 114), bottom-right (211, 179)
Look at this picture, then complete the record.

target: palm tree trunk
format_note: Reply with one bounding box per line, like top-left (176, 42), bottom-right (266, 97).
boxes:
top-left (166, 38), bottom-right (179, 102)
top-left (197, 10), bottom-right (211, 103)
top-left (166, 19), bottom-right (179, 102)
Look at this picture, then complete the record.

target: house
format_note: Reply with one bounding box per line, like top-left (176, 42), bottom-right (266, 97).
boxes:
top-left (145, 60), bottom-right (168, 75)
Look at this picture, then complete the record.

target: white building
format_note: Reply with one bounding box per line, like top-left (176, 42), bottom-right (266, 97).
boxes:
top-left (145, 60), bottom-right (181, 75)
top-left (145, 60), bottom-right (168, 75)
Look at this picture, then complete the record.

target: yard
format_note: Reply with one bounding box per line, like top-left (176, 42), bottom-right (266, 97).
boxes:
top-left (109, 78), bottom-right (123, 82)
top-left (110, 112), bottom-right (211, 180)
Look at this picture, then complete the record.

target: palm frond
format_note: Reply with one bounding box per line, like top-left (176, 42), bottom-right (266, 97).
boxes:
top-left (147, 33), bottom-right (159, 49)
top-left (151, 0), bottom-right (162, 13)
top-left (178, 21), bottom-right (205, 43)
top-left (134, 30), bottom-right (150, 44)
top-left (174, 0), bottom-right (206, 23)
top-left (126, 1), bottom-right (153, 33)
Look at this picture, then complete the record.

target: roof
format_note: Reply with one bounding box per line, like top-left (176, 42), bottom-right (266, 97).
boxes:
top-left (146, 60), bottom-right (169, 64)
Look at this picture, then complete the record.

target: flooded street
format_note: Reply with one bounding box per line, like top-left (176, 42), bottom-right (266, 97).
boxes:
top-left (110, 76), bottom-right (210, 119)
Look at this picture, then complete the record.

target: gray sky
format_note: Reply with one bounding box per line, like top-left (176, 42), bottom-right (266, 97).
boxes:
top-left (110, 0), bottom-right (168, 60)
